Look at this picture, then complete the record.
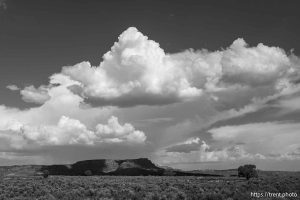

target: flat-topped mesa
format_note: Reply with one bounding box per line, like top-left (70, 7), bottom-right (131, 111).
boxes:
top-left (117, 158), bottom-right (160, 169)
top-left (40, 158), bottom-right (164, 176)
top-left (39, 158), bottom-right (224, 177)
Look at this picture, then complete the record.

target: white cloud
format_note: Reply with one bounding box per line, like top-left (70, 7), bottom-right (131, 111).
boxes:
top-left (1, 27), bottom-right (300, 168)
top-left (155, 120), bottom-right (300, 166)
top-left (0, 115), bottom-right (146, 150)
top-left (95, 116), bottom-right (146, 143)
top-left (58, 27), bottom-right (299, 108)
top-left (155, 137), bottom-right (264, 166)
top-left (221, 38), bottom-right (290, 86)
top-left (62, 28), bottom-right (203, 106)
top-left (20, 116), bottom-right (95, 146)
top-left (0, 74), bottom-right (114, 150)
top-left (20, 85), bottom-right (51, 104)
top-left (6, 85), bottom-right (20, 91)
top-left (208, 122), bottom-right (300, 160)
top-left (7, 74), bottom-right (112, 127)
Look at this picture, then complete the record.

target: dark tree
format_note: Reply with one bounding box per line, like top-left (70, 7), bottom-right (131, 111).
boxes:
top-left (42, 170), bottom-right (49, 178)
top-left (238, 164), bottom-right (258, 180)
top-left (84, 170), bottom-right (93, 176)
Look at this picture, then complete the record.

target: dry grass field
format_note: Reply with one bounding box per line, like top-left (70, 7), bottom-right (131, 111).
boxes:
top-left (0, 171), bottom-right (299, 200)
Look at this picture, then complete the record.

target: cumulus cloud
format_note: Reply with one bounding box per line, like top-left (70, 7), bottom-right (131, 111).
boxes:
top-left (56, 27), bottom-right (300, 108)
top-left (0, 73), bottom-right (114, 151)
top-left (95, 116), bottom-right (146, 143)
top-left (1, 27), bottom-right (300, 168)
top-left (20, 85), bottom-right (51, 104)
top-left (220, 38), bottom-right (290, 86)
top-left (6, 85), bottom-right (20, 91)
top-left (20, 116), bottom-right (95, 146)
top-left (0, 115), bottom-right (146, 151)
top-left (2, 74), bottom-right (112, 127)
top-left (0, 74), bottom-right (146, 150)
top-left (62, 28), bottom-right (202, 106)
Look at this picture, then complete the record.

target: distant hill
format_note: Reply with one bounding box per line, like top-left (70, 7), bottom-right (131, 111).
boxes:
top-left (40, 158), bottom-right (166, 176)
top-left (40, 158), bottom-right (224, 176)
top-left (0, 158), bottom-right (224, 177)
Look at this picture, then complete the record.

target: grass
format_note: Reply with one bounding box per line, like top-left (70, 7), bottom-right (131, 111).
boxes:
top-left (0, 171), bottom-right (299, 200)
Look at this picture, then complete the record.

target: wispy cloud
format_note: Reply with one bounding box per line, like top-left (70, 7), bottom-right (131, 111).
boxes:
top-left (208, 121), bottom-right (300, 160)
top-left (6, 85), bottom-right (20, 91)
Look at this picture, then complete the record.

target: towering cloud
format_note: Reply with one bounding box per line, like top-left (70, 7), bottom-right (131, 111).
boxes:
top-left (221, 38), bottom-right (290, 86)
top-left (2, 27), bottom-right (300, 168)
top-left (57, 27), bottom-right (299, 108)
top-left (62, 27), bottom-right (203, 106)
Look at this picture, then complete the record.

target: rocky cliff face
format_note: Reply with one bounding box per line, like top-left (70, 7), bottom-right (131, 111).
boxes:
top-left (41, 158), bottom-right (164, 176)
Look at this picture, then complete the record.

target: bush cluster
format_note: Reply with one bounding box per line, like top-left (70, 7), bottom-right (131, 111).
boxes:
top-left (0, 171), bottom-right (299, 200)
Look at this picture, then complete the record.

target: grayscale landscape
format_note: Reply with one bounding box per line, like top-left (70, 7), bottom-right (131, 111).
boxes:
top-left (0, 0), bottom-right (300, 199)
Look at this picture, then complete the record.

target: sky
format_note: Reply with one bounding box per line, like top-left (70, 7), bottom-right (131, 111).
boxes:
top-left (0, 0), bottom-right (300, 171)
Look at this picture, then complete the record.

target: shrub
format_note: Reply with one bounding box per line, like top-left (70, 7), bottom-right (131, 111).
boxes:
top-left (84, 170), bottom-right (93, 176)
top-left (238, 165), bottom-right (258, 180)
top-left (42, 170), bottom-right (49, 178)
